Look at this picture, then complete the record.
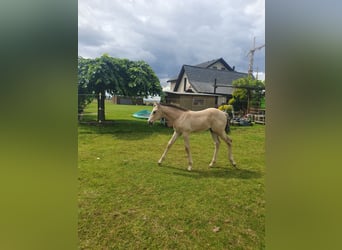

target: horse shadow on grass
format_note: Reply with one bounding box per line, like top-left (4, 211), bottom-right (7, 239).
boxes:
top-left (78, 119), bottom-right (173, 140)
top-left (162, 164), bottom-right (263, 180)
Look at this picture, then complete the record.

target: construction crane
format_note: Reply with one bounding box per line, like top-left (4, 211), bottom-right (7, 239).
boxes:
top-left (247, 37), bottom-right (265, 77)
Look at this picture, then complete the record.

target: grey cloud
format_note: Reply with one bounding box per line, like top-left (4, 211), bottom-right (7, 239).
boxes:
top-left (78, 0), bottom-right (264, 79)
top-left (78, 26), bottom-right (108, 47)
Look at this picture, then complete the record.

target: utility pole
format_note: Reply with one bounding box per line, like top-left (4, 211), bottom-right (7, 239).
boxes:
top-left (247, 37), bottom-right (265, 77)
top-left (256, 66), bottom-right (259, 80)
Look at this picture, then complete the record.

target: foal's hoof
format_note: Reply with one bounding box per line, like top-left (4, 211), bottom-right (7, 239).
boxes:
top-left (187, 166), bottom-right (192, 171)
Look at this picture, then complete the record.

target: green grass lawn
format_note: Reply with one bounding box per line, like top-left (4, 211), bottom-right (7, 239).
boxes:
top-left (78, 101), bottom-right (265, 249)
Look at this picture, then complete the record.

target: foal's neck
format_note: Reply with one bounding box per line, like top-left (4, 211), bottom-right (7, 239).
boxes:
top-left (161, 106), bottom-right (185, 122)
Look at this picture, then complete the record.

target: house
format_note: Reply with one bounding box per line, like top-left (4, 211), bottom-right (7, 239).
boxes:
top-left (163, 91), bottom-right (220, 111)
top-left (165, 58), bottom-right (249, 110)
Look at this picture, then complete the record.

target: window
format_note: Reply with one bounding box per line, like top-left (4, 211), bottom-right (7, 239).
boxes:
top-left (183, 77), bottom-right (187, 91)
top-left (193, 98), bottom-right (205, 106)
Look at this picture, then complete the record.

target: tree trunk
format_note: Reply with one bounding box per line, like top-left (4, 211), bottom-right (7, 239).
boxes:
top-left (97, 91), bottom-right (105, 122)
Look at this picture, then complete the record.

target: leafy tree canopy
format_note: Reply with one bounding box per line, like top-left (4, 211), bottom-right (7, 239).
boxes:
top-left (78, 54), bottom-right (162, 97)
top-left (232, 76), bottom-right (265, 90)
top-left (229, 76), bottom-right (265, 112)
top-left (78, 56), bottom-right (94, 113)
top-left (78, 54), bottom-right (163, 121)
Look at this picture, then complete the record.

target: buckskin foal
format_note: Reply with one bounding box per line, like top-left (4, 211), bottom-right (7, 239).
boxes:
top-left (148, 103), bottom-right (236, 171)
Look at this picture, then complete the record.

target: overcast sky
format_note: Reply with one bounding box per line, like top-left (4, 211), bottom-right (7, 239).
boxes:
top-left (78, 0), bottom-right (265, 85)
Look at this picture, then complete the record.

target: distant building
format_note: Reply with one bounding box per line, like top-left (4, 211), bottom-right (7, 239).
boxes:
top-left (112, 96), bottom-right (143, 105)
top-left (165, 58), bottom-right (249, 110)
top-left (143, 96), bottom-right (161, 106)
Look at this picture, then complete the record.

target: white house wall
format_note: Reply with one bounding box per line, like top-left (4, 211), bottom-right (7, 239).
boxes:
top-left (170, 80), bottom-right (177, 91)
top-left (177, 72), bottom-right (194, 93)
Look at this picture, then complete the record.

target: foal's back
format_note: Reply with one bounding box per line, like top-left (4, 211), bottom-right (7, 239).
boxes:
top-left (180, 108), bottom-right (227, 132)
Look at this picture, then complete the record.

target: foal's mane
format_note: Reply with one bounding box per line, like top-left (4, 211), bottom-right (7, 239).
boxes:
top-left (160, 103), bottom-right (189, 112)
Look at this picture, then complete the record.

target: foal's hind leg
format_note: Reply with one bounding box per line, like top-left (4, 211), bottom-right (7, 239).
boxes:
top-left (218, 132), bottom-right (237, 167)
top-left (209, 131), bottom-right (220, 168)
top-left (158, 131), bottom-right (180, 165)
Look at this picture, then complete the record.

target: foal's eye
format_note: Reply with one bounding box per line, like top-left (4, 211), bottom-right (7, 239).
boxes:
top-left (153, 111), bottom-right (156, 114)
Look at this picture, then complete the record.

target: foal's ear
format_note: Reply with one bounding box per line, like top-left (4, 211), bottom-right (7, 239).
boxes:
top-left (153, 102), bottom-right (160, 107)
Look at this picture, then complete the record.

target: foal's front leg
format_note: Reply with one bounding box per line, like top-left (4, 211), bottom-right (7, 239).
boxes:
top-left (158, 131), bottom-right (180, 165)
top-left (183, 133), bottom-right (193, 171)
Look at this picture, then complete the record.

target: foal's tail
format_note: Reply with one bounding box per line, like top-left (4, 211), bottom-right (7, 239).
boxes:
top-left (225, 113), bottom-right (231, 134)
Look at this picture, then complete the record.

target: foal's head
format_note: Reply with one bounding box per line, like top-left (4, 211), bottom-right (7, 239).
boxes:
top-left (148, 103), bottom-right (163, 125)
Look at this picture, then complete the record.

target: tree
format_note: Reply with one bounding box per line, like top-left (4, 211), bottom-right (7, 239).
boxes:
top-left (78, 57), bottom-right (95, 118)
top-left (78, 54), bottom-right (162, 122)
top-left (86, 54), bottom-right (123, 122)
top-left (229, 76), bottom-right (265, 113)
top-left (126, 60), bottom-right (162, 97)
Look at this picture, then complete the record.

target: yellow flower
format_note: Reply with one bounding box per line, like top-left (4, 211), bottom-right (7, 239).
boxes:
top-left (219, 104), bottom-right (233, 112)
